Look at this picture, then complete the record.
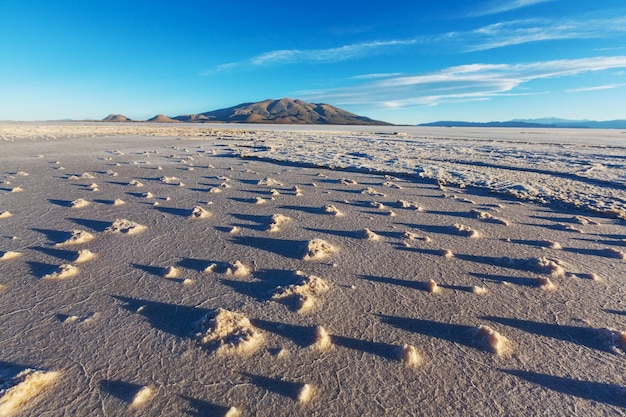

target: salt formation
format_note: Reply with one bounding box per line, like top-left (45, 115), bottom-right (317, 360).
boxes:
top-left (128, 179), bottom-right (144, 187)
top-left (297, 384), bottom-right (313, 403)
top-left (469, 209), bottom-right (509, 225)
top-left (190, 206), bottom-right (211, 219)
top-left (453, 223), bottom-right (482, 238)
top-left (266, 214), bottom-right (291, 233)
top-left (272, 271), bottom-right (330, 313)
top-left (360, 228), bottom-right (381, 241)
top-left (161, 266), bottom-right (180, 279)
top-left (301, 239), bottom-right (337, 261)
top-left (43, 264), bottom-right (79, 280)
top-left (313, 326), bottom-right (332, 350)
top-left (322, 205), bottom-right (344, 216)
top-left (0, 369), bottom-right (59, 416)
top-left (0, 251), bottom-right (22, 261)
top-left (54, 230), bottom-right (95, 247)
top-left (105, 219), bottom-right (147, 235)
top-left (470, 325), bottom-right (512, 356)
top-left (195, 308), bottom-right (263, 355)
top-left (129, 386), bottom-right (154, 410)
top-left (0, 211), bottom-right (13, 219)
top-left (426, 279), bottom-right (441, 294)
top-left (597, 328), bottom-right (626, 353)
top-left (70, 198), bottom-right (90, 208)
top-left (225, 261), bottom-right (251, 277)
top-left (398, 344), bottom-right (423, 367)
top-left (74, 249), bottom-right (96, 263)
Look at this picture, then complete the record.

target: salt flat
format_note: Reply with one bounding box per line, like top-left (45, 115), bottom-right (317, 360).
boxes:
top-left (0, 123), bottom-right (625, 416)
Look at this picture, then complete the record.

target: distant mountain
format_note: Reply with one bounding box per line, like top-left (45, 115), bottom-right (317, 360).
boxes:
top-left (173, 98), bottom-right (391, 125)
top-left (102, 114), bottom-right (132, 122)
top-left (419, 119), bottom-right (626, 129)
top-left (147, 114), bottom-right (179, 123)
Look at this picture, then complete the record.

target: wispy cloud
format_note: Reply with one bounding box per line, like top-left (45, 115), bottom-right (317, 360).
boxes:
top-left (299, 56), bottom-right (626, 108)
top-left (202, 16), bottom-right (626, 74)
top-left (566, 83), bottom-right (626, 92)
top-left (465, 0), bottom-right (556, 17)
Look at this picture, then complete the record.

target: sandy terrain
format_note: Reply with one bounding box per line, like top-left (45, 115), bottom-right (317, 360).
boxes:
top-left (0, 122), bottom-right (625, 416)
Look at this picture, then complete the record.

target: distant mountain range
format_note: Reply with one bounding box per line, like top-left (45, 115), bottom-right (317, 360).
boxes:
top-left (418, 118), bottom-right (626, 129)
top-left (101, 98), bottom-right (390, 125)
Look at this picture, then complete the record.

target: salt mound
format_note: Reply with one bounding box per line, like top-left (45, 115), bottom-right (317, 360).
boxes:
top-left (469, 209), bottom-right (509, 225)
top-left (266, 214), bottom-right (291, 233)
top-left (0, 369), bottom-right (59, 416)
top-left (257, 177), bottom-right (282, 186)
top-left (105, 219), bottom-right (147, 235)
top-left (43, 264), bottom-right (79, 280)
top-left (313, 326), bottom-right (332, 350)
top-left (597, 328), bottom-right (626, 353)
top-left (322, 205), bottom-right (344, 216)
top-left (128, 179), bottom-right (144, 187)
top-left (531, 257), bottom-right (567, 278)
top-left (190, 206), bottom-right (211, 219)
top-left (112, 199), bottom-right (126, 206)
top-left (254, 197), bottom-right (267, 205)
top-left (54, 229), bottom-right (95, 247)
top-left (398, 200), bottom-right (423, 211)
top-left (536, 276), bottom-right (556, 291)
top-left (272, 271), bottom-right (330, 313)
top-left (225, 261), bottom-right (251, 277)
top-left (225, 407), bottom-right (241, 417)
top-left (10, 187), bottom-right (23, 193)
top-left (301, 239), bottom-right (337, 261)
top-left (605, 248), bottom-right (626, 260)
top-left (472, 286), bottom-right (488, 295)
top-left (361, 187), bottom-right (385, 197)
top-left (297, 384), bottom-right (313, 403)
top-left (159, 176), bottom-right (179, 184)
top-left (0, 251), bottom-right (22, 261)
top-left (360, 228), bottom-right (381, 241)
top-left (453, 223), bottom-right (482, 238)
top-left (74, 249), bottom-right (96, 263)
top-left (129, 386), bottom-right (153, 410)
top-left (397, 344), bottom-right (423, 367)
top-left (195, 308), bottom-right (263, 355)
top-left (469, 325), bottom-right (512, 356)
top-left (70, 198), bottom-right (90, 209)
top-left (426, 279), bottom-right (441, 294)
top-left (339, 178), bottom-right (358, 185)
top-left (162, 266), bottom-right (180, 279)
top-left (0, 211), bottom-right (13, 219)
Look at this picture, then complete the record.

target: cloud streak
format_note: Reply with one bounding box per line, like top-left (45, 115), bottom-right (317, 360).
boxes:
top-left (203, 16), bottom-right (626, 73)
top-left (465, 0), bottom-right (556, 17)
top-left (298, 56), bottom-right (626, 108)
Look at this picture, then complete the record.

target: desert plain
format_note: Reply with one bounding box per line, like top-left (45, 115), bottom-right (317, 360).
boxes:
top-left (0, 122), bottom-right (625, 416)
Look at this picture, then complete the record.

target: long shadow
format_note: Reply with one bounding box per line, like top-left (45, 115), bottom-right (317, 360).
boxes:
top-left (241, 373), bottom-right (304, 400)
top-left (603, 309), bottom-right (626, 317)
top-left (132, 263), bottom-right (166, 277)
top-left (99, 379), bottom-right (145, 403)
top-left (221, 269), bottom-right (299, 301)
top-left (563, 247), bottom-right (624, 259)
top-left (111, 295), bottom-right (209, 339)
top-left (398, 223), bottom-right (459, 237)
top-left (427, 210), bottom-right (472, 219)
top-left (27, 261), bottom-right (59, 279)
top-left (304, 227), bottom-right (361, 239)
top-left (230, 213), bottom-right (272, 231)
top-left (250, 319), bottom-right (316, 347)
top-left (470, 273), bottom-right (538, 288)
top-left (93, 199), bottom-right (122, 205)
top-left (481, 316), bottom-right (615, 352)
top-left (154, 206), bottom-right (192, 218)
top-left (230, 236), bottom-right (304, 259)
top-left (179, 395), bottom-right (232, 417)
top-left (360, 275), bottom-right (432, 292)
top-left (0, 360), bottom-right (31, 381)
top-left (32, 228), bottom-right (73, 245)
top-left (178, 257), bottom-right (213, 272)
top-left (509, 239), bottom-right (559, 249)
top-left (330, 334), bottom-right (400, 360)
top-left (278, 205), bottom-right (326, 215)
top-left (31, 246), bottom-right (77, 261)
top-left (67, 218), bottom-right (111, 232)
top-left (501, 369), bottom-right (626, 408)
top-left (379, 315), bottom-right (479, 350)
top-left (48, 199), bottom-right (73, 207)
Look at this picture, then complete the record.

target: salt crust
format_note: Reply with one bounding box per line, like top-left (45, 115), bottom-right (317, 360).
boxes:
top-left (301, 239), bottom-right (337, 261)
top-left (105, 219), bottom-right (147, 235)
top-left (0, 369), bottom-right (59, 416)
top-left (195, 308), bottom-right (263, 355)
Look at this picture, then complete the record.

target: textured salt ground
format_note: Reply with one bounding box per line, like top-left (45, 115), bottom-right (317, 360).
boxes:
top-left (0, 126), bottom-right (625, 415)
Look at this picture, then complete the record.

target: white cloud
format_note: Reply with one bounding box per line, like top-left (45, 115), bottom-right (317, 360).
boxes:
top-left (566, 83), bottom-right (626, 92)
top-left (299, 56), bottom-right (626, 108)
top-left (466, 0), bottom-right (556, 17)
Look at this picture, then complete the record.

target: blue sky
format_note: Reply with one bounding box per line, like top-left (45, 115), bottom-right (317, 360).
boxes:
top-left (1, 0), bottom-right (626, 124)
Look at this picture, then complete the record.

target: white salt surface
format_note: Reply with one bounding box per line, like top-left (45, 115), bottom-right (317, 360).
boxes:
top-left (0, 122), bottom-right (625, 415)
